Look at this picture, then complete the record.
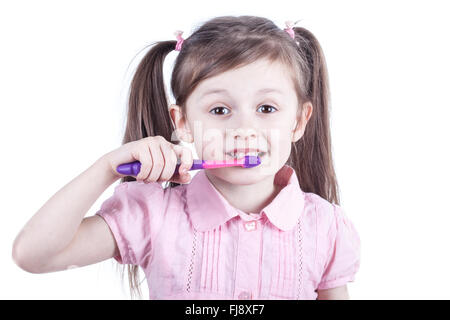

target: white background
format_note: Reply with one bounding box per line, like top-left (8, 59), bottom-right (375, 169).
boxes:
top-left (1, 0), bottom-right (449, 299)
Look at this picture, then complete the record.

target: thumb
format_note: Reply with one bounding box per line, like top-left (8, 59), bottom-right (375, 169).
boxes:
top-left (168, 171), bottom-right (191, 184)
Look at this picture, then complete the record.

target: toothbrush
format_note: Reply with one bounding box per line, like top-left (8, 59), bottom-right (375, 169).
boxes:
top-left (116, 155), bottom-right (261, 177)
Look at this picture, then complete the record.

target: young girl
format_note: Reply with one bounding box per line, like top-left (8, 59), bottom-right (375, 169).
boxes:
top-left (12, 16), bottom-right (360, 300)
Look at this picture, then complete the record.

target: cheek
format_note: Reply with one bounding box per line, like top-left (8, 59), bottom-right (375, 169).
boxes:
top-left (265, 126), bottom-right (293, 166)
top-left (193, 127), bottom-right (225, 160)
top-left (266, 126), bottom-right (293, 151)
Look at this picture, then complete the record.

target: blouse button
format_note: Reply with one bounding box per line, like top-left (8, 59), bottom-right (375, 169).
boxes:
top-left (244, 221), bottom-right (257, 231)
top-left (238, 291), bottom-right (252, 300)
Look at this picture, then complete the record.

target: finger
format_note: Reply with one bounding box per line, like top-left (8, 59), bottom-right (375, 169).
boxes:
top-left (172, 144), bottom-right (193, 174)
top-left (157, 142), bottom-right (178, 182)
top-left (168, 167), bottom-right (191, 184)
top-left (168, 145), bottom-right (192, 184)
top-left (169, 172), bottom-right (191, 184)
top-left (136, 147), bottom-right (153, 182)
top-left (144, 141), bottom-right (164, 183)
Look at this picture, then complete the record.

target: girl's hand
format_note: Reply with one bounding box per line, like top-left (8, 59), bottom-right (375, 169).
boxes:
top-left (102, 135), bottom-right (193, 184)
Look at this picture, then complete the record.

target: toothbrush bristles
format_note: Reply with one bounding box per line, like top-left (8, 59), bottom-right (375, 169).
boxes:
top-left (243, 155), bottom-right (261, 168)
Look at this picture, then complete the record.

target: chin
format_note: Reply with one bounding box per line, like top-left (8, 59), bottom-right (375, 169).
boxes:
top-left (208, 169), bottom-right (265, 185)
top-left (208, 161), bottom-right (278, 184)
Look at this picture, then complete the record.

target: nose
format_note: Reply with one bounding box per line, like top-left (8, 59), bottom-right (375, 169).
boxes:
top-left (233, 129), bottom-right (256, 140)
top-left (229, 127), bottom-right (258, 148)
top-left (226, 114), bottom-right (260, 148)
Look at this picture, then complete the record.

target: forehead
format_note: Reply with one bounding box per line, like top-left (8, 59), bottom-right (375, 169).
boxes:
top-left (192, 59), bottom-right (295, 99)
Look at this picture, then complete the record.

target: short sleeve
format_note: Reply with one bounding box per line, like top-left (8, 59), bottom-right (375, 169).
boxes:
top-left (95, 181), bottom-right (165, 266)
top-left (317, 204), bottom-right (361, 290)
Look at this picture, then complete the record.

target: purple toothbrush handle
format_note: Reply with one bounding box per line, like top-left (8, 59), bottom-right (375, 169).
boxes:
top-left (116, 160), bottom-right (205, 176)
top-left (188, 160), bottom-right (205, 170)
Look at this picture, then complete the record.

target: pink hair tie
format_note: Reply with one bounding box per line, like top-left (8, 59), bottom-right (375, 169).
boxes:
top-left (284, 20), bottom-right (301, 45)
top-left (174, 30), bottom-right (184, 51)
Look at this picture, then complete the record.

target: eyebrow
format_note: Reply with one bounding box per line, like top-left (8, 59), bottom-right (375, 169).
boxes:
top-left (199, 87), bottom-right (284, 99)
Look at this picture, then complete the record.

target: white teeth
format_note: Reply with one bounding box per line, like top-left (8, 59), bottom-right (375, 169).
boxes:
top-left (226, 151), bottom-right (265, 159)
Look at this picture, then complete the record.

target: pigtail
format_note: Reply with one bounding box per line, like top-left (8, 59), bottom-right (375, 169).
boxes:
top-left (118, 40), bottom-right (178, 299)
top-left (289, 27), bottom-right (341, 206)
top-left (121, 40), bottom-right (179, 183)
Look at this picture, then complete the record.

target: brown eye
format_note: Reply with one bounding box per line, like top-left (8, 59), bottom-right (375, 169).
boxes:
top-left (210, 106), bottom-right (230, 115)
top-left (258, 104), bottom-right (277, 113)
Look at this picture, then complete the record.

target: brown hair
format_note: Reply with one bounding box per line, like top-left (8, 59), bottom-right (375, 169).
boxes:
top-left (117, 15), bottom-right (340, 299)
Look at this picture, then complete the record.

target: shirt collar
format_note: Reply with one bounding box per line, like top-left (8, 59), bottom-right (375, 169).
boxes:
top-left (186, 164), bottom-right (305, 232)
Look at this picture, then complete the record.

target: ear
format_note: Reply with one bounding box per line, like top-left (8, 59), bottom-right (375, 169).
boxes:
top-left (292, 101), bottom-right (313, 143)
top-left (168, 104), bottom-right (194, 143)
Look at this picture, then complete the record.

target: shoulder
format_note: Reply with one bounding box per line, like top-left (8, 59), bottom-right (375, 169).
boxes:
top-left (303, 192), bottom-right (337, 234)
top-left (103, 181), bottom-right (174, 220)
top-left (124, 181), bottom-right (189, 213)
top-left (114, 181), bottom-right (183, 203)
top-left (304, 191), bottom-right (360, 254)
top-left (103, 181), bottom-right (187, 229)
top-left (116, 180), bottom-right (164, 195)
top-left (302, 192), bottom-right (358, 244)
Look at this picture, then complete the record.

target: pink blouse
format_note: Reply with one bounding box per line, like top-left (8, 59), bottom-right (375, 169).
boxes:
top-left (95, 164), bottom-right (361, 300)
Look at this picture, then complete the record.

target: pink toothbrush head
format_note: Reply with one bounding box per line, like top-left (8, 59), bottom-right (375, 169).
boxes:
top-left (241, 155), bottom-right (261, 168)
top-left (200, 154), bottom-right (261, 169)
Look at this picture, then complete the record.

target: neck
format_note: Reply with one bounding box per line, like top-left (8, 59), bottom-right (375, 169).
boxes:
top-left (205, 170), bottom-right (282, 215)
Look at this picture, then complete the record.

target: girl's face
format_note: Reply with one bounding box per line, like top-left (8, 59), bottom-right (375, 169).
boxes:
top-left (170, 58), bottom-right (312, 184)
